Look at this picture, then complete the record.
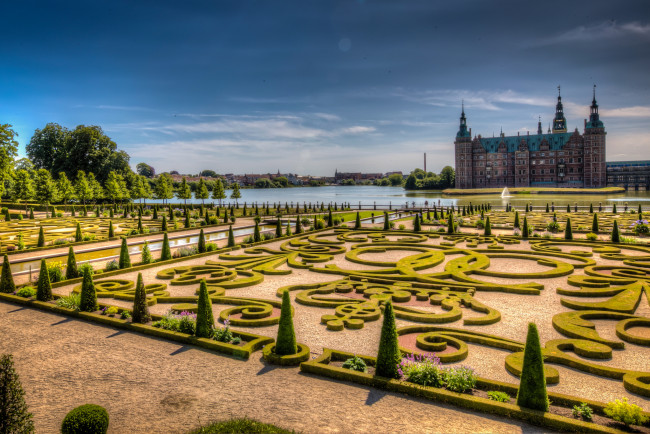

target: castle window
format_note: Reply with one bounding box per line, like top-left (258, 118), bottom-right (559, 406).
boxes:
top-left (551, 169), bottom-right (554, 174)
top-left (532, 170), bottom-right (536, 175)
top-left (540, 160), bottom-right (545, 164)
top-left (578, 158), bottom-right (582, 163)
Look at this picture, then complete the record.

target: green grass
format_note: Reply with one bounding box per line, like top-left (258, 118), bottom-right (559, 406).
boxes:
top-left (333, 210), bottom-right (382, 222)
top-left (190, 417), bottom-right (296, 434)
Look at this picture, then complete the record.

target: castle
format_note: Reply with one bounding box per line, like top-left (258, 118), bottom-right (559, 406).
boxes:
top-left (454, 87), bottom-right (606, 188)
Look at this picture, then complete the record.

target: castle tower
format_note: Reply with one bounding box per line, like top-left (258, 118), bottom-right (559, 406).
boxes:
top-left (583, 85), bottom-right (606, 187)
top-left (552, 86), bottom-right (567, 133)
top-left (454, 102), bottom-right (473, 188)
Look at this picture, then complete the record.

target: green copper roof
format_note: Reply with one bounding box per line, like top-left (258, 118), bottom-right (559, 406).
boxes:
top-left (479, 132), bottom-right (573, 153)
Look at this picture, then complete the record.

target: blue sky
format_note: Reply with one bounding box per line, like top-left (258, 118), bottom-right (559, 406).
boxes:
top-left (2, 0), bottom-right (649, 176)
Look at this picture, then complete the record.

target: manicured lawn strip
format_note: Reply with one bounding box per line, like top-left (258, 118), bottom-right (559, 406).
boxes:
top-left (301, 348), bottom-right (631, 433)
top-left (188, 417), bottom-right (296, 434)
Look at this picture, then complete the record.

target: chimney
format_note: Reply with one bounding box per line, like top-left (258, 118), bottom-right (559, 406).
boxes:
top-left (584, 119), bottom-right (587, 129)
top-left (424, 153), bottom-right (427, 172)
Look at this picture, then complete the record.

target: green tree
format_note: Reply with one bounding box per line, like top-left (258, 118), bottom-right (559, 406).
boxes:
top-left (212, 178), bottom-right (226, 205)
top-left (514, 211), bottom-right (520, 229)
top-left (275, 290), bottom-right (297, 355)
top-left (74, 170), bottom-right (92, 205)
top-left (516, 323), bottom-right (549, 411)
top-left (612, 220), bottom-right (621, 243)
top-left (0, 354), bottom-right (35, 434)
top-left (198, 229), bottom-right (206, 253)
top-left (592, 213), bottom-right (599, 233)
top-left (0, 125), bottom-right (19, 199)
top-left (75, 222), bottom-right (83, 242)
top-left (141, 241), bottom-right (153, 264)
top-left (230, 183), bottom-right (241, 203)
top-left (176, 177), bottom-right (192, 205)
top-left (26, 122), bottom-right (68, 175)
top-left (57, 172), bottom-right (76, 207)
top-left (376, 301), bottom-right (401, 378)
top-left (276, 219), bottom-right (283, 237)
top-left (388, 173), bottom-right (403, 186)
top-left (295, 215), bottom-right (302, 234)
top-left (108, 220), bottom-right (115, 238)
top-left (161, 232), bottom-right (172, 261)
top-left (413, 214), bottom-right (421, 232)
top-left (11, 169), bottom-right (35, 212)
top-left (254, 221), bottom-right (261, 242)
top-left (440, 166), bottom-right (455, 188)
top-left (36, 259), bottom-right (52, 301)
top-left (37, 226), bottom-right (45, 247)
top-left (88, 172), bottom-right (104, 201)
top-left (0, 254), bottom-right (16, 293)
top-left (34, 169), bottom-right (58, 213)
top-left (522, 217), bottom-right (529, 239)
top-left (195, 177), bottom-right (209, 205)
top-left (79, 268), bottom-right (98, 312)
top-left (404, 174), bottom-right (418, 190)
top-left (447, 212), bottom-right (454, 234)
top-left (131, 273), bottom-right (151, 324)
top-left (227, 225), bottom-right (235, 247)
top-left (564, 217), bottom-right (573, 240)
top-left (484, 216), bottom-right (492, 236)
top-left (118, 237), bottom-right (131, 269)
top-left (66, 247), bottom-right (78, 279)
top-left (104, 171), bottom-right (127, 204)
top-left (136, 162), bottom-right (155, 178)
top-left (195, 279), bottom-right (215, 338)
top-left (154, 173), bottom-right (174, 204)
top-left (355, 212), bottom-right (361, 229)
top-left (383, 211), bottom-right (390, 230)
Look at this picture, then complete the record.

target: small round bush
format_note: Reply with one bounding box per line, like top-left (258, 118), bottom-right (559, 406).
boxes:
top-left (61, 404), bottom-right (109, 434)
top-left (342, 355), bottom-right (367, 373)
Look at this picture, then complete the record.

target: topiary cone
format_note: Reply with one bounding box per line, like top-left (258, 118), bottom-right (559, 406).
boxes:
top-left (516, 323), bottom-right (549, 411)
top-left (37, 226), bottom-right (45, 247)
top-left (0, 354), bottom-right (34, 433)
top-left (564, 217), bottom-right (573, 240)
top-left (522, 217), bottom-right (529, 239)
top-left (195, 279), bottom-right (214, 338)
top-left (275, 290), bottom-right (297, 356)
top-left (131, 273), bottom-right (151, 324)
top-left (592, 213), bottom-right (599, 233)
top-left (198, 229), bottom-right (206, 253)
top-left (0, 254), bottom-right (16, 293)
top-left (484, 216), bottom-right (492, 236)
top-left (376, 301), bottom-right (401, 379)
top-left (36, 258), bottom-right (52, 301)
top-left (75, 222), bottom-right (82, 242)
top-left (227, 225), bottom-right (235, 247)
top-left (355, 212), bottom-right (361, 229)
top-left (254, 221), bottom-right (261, 242)
top-left (65, 247), bottom-right (78, 280)
top-left (79, 267), bottom-right (98, 312)
top-left (611, 220), bottom-right (621, 243)
top-left (118, 237), bottom-right (131, 269)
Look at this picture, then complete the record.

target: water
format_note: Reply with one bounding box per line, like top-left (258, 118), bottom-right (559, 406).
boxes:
top-left (145, 185), bottom-right (650, 209)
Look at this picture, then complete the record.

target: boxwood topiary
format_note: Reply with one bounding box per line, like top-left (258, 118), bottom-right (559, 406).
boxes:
top-left (36, 258), bottom-right (52, 302)
top-left (79, 268), bottom-right (98, 312)
top-left (61, 404), bottom-right (109, 434)
top-left (516, 322), bottom-right (548, 411)
top-left (0, 254), bottom-right (16, 293)
top-left (195, 279), bottom-right (214, 338)
top-left (131, 272), bottom-right (151, 324)
top-left (376, 301), bottom-right (401, 379)
top-left (275, 290), bottom-right (297, 355)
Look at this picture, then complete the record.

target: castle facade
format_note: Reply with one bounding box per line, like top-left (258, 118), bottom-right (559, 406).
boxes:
top-left (454, 87), bottom-right (606, 188)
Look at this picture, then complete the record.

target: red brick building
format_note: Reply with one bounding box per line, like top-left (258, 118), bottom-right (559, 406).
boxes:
top-left (454, 87), bottom-right (606, 189)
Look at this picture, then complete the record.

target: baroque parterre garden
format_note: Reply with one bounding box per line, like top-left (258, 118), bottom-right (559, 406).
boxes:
top-left (3, 202), bottom-right (650, 433)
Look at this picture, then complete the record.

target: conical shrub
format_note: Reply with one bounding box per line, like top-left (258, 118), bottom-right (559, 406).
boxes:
top-left (118, 237), bottom-right (131, 269)
top-left (79, 268), bottom-right (97, 312)
top-left (484, 216), bottom-right (492, 236)
top-left (161, 215), bottom-right (168, 231)
top-left (227, 225), bottom-right (235, 247)
top-left (327, 210), bottom-right (333, 227)
top-left (195, 279), bottom-right (214, 338)
top-left (592, 213), bottom-right (599, 233)
top-left (295, 216), bottom-right (302, 234)
top-left (37, 226), bottom-right (45, 247)
top-left (0, 354), bottom-right (34, 433)
top-left (514, 211), bottom-right (520, 229)
top-left (75, 222), bottom-right (82, 242)
top-left (413, 214), bottom-right (421, 232)
top-left (613, 204), bottom-right (617, 214)
top-left (589, 203), bottom-right (594, 213)
top-left (275, 290), bottom-right (297, 355)
top-left (108, 221), bottom-right (115, 238)
top-left (522, 217), bottom-right (529, 239)
top-left (0, 254), bottom-right (16, 293)
top-left (65, 247), bottom-right (78, 279)
top-left (383, 212), bottom-right (390, 230)
top-left (612, 220), bottom-right (621, 243)
top-left (276, 219), bottom-right (282, 237)
top-left (36, 259), bottom-right (52, 301)
top-left (198, 229), bottom-right (206, 253)
top-left (131, 273), bottom-right (150, 324)
top-left (376, 301), bottom-right (401, 379)
top-left (160, 232), bottom-right (172, 261)
top-left (447, 213), bottom-right (454, 234)
top-left (516, 323), bottom-right (549, 411)
top-left (545, 203), bottom-right (549, 213)
top-left (564, 217), bottom-right (573, 240)
top-left (254, 221), bottom-right (261, 242)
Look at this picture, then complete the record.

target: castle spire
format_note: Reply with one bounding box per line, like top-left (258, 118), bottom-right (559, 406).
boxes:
top-left (456, 102), bottom-right (470, 138)
top-left (537, 116), bottom-right (542, 134)
top-left (552, 85), bottom-right (567, 133)
top-left (586, 84), bottom-right (604, 129)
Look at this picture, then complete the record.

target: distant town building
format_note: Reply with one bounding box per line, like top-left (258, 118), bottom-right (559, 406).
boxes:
top-left (454, 87), bottom-right (606, 188)
top-left (334, 169), bottom-right (384, 183)
top-left (606, 161), bottom-right (650, 190)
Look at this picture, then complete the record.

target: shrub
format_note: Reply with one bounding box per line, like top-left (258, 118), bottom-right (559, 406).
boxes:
top-left (0, 354), bottom-right (34, 433)
top-left (213, 317), bottom-right (234, 343)
top-left (61, 404), bottom-right (109, 434)
top-left (206, 243), bottom-right (217, 252)
top-left (106, 306), bottom-right (118, 317)
top-left (227, 225), bottom-right (235, 247)
top-left (131, 273), bottom-right (150, 324)
top-left (314, 218), bottom-right (325, 230)
top-left (198, 229), bottom-right (206, 253)
top-left (189, 417), bottom-right (292, 434)
top-left (572, 402), bottom-right (593, 421)
top-left (585, 232), bottom-right (598, 241)
top-left (546, 221), bottom-right (561, 233)
top-left (105, 260), bottom-right (119, 272)
top-left (120, 311), bottom-right (131, 320)
top-left (376, 301), bottom-right (401, 379)
top-left (632, 219), bottom-right (649, 236)
top-left (16, 286), bottom-right (36, 298)
top-left (275, 290), bottom-right (297, 355)
top-left (57, 292), bottom-right (81, 310)
top-left (254, 221), bottom-right (261, 242)
top-left (475, 219), bottom-right (485, 229)
top-left (484, 216), bottom-right (492, 236)
top-left (118, 237), bottom-right (131, 269)
top-left (161, 232), bottom-right (172, 261)
top-left (173, 246), bottom-right (198, 258)
top-left (444, 366), bottom-right (477, 393)
top-left (487, 391), bottom-right (510, 403)
top-left (398, 353), bottom-right (444, 387)
top-left (195, 279), bottom-right (215, 338)
top-left (342, 355), bottom-right (367, 373)
top-left (37, 226), bottom-right (45, 247)
top-left (612, 220), bottom-right (621, 243)
top-left (47, 261), bottom-right (65, 283)
top-left (516, 323), bottom-right (548, 411)
top-left (66, 247), bottom-right (79, 279)
top-left (141, 241), bottom-right (153, 264)
top-left (36, 259), bottom-right (52, 301)
top-left (262, 233), bottom-right (275, 241)
top-left (564, 217), bottom-right (573, 240)
top-left (178, 311), bottom-right (197, 334)
top-left (604, 398), bottom-right (648, 427)
top-left (79, 268), bottom-right (98, 312)
top-left (0, 254), bottom-right (16, 293)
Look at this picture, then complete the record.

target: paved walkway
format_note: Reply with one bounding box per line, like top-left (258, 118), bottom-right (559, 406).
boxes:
top-left (0, 301), bottom-right (549, 434)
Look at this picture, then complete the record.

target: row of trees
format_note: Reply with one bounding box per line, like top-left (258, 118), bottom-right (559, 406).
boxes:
top-left (404, 166), bottom-right (455, 190)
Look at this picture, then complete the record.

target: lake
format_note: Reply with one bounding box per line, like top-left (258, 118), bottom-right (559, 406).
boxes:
top-left (146, 185), bottom-right (650, 209)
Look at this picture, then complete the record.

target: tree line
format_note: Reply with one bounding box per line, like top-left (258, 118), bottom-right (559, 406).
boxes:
top-left (404, 166), bottom-right (455, 190)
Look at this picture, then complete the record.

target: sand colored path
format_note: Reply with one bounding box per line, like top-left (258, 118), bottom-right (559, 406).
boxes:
top-left (0, 301), bottom-right (548, 434)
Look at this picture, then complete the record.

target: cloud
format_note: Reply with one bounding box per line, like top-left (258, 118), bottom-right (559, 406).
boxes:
top-left (395, 88), bottom-right (553, 111)
top-left (342, 126), bottom-right (376, 134)
top-left (532, 21), bottom-right (650, 46)
top-left (313, 112), bottom-right (341, 121)
top-left (564, 102), bottom-right (650, 119)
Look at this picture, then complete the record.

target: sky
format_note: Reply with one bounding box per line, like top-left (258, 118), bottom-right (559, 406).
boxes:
top-left (1, 0), bottom-right (649, 176)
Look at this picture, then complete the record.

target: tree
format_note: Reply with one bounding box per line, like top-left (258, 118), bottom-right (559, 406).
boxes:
top-left (376, 301), bottom-right (401, 378)
top-left (514, 211), bottom-right (520, 229)
top-left (161, 232), bottom-right (172, 261)
top-left (34, 169), bottom-right (58, 213)
top-left (484, 216), bottom-right (492, 236)
top-left (404, 174), bottom-right (418, 190)
top-left (130, 175), bottom-right (151, 204)
top-left (195, 279), bottom-right (215, 338)
top-left (74, 171), bottom-right (92, 205)
top-left (11, 169), bottom-right (34, 211)
top-left (516, 323), bottom-right (549, 411)
top-left (14, 157), bottom-right (34, 173)
top-left (0, 255), bottom-right (16, 293)
top-left (37, 226), bottom-right (45, 247)
top-left (75, 222), bottom-right (83, 242)
top-left (195, 177), bottom-right (209, 205)
top-left (132, 273), bottom-right (151, 324)
top-left (199, 169), bottom-right (218, 178)
top-left (198, 229), bottom-right (206, 253)
top-left (276, 219), bottom-right (282, 237)
top-left (57, 172), bottom-right (76, 207)
top-left (176, 177), bottom-right (192, 205)
top-left (141, 241), bottom-right (153, 264)
top-left (26, 122), bottom-right (68, 175)
top-left (230, 183), bottom-right (241, 203)
top-left (388, 173), bottom-right (403, 186)
top-left (79, 268), bottom-right (98, 312)
top-left (564, 217), bottom-right (573, 240)
top-left (612, 220), bottom-right (621, 243)
top-left (227, 225), bottom-right (235, 247)
top-left (118, 237), bottom-right (131, 268)
top-left (592, 213), bottom-right (599, 233)
top-left (275, 290), bottom-right (297, 355)
top-left (104, 171), bottom-right (128, 204)
top-left (88, 172), bottom-right (104, 201)
top-left (383, 211), bottom-right (390, 230)
top-left (212, 179), bottom-right (226, 205)
top-left (295, 215), bottom-right (302, 234)
top-left (413, 214), bottom-right (421, 232)
top-left (254, 221), bottom-right (261, 242)
top-left (274, 176), bottom-right (289, 187)
top-left (440, 166), bottom-right (455, 188)
top-left (154, 173), bottom-right (174, 204)
top-left (36, 259), bottom-right (52, 301)
top-left (355, 212), bottom-right (362, 229)
top-left (136, 162), bottom-right (155, 178)
top-left (0, 354), bottom-right (35, 434)
top-left (66, 247), bottom-right (78, 279)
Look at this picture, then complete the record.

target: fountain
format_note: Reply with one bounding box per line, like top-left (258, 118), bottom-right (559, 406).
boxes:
top-left (501, 187), bottom-right (511, 198)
